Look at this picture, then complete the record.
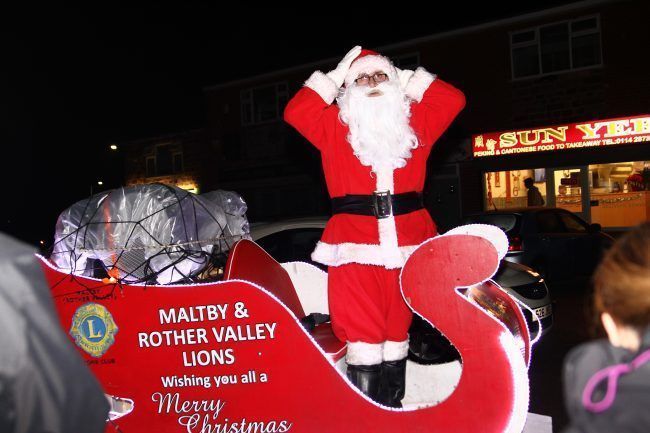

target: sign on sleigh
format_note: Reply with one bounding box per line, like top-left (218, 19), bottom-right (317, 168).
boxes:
top-left (39, 225), bottom-right (541, 433)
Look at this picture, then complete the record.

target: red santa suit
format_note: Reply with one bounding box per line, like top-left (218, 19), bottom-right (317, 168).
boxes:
top-left (284, 52), bottom-right (465, 366)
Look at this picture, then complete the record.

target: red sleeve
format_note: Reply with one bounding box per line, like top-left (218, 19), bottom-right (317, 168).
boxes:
top-left (411, 78), bottom-right (466, 149)
top-left (283, 87), bottom-right (339, 152)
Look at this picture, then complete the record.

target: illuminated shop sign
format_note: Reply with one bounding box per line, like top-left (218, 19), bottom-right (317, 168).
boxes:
top-left (473, 115), bottom-right (650, 158)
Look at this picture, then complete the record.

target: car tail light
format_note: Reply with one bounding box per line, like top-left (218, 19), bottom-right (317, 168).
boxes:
top-left (508, 236), bottom-right (522, 252)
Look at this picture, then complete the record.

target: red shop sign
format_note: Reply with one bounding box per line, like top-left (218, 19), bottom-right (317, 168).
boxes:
top-left (473, 114), bottom-right (650, 158)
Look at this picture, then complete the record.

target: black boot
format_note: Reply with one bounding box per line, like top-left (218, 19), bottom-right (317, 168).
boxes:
top-left (381, 358), bottom-right (407, 408)
top-left (346, 363), bottom-right (382, 403)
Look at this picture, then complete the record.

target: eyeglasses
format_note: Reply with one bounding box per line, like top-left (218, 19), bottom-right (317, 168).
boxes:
top-left (355, 72), bottom-right (389, 86)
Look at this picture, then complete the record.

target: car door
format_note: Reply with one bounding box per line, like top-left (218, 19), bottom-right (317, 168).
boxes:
top-left (531, 210), bottom-right (573, 280)
top-left (555, 210), bottom-right (598, 276)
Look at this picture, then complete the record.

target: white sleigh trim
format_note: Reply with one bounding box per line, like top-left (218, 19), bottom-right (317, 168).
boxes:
top-left (280, 261), bottom-right (329, 315)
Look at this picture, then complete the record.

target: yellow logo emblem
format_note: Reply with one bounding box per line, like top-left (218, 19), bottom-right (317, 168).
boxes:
top-left (70, 303), bottom-right (118, 358)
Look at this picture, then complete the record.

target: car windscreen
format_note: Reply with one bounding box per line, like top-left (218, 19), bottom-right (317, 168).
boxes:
top-left (461, 214), bottom-right (519, 235)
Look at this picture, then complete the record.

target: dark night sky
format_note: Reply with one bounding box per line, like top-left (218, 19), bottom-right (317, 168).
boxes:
top-left (4, 2), bottom-right (580, 245)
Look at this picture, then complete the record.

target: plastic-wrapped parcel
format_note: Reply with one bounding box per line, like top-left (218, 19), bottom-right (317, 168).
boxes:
top-left (200, 190), bottom-right (250, 253)
top-left (50, 184), bottom-right (250, 284)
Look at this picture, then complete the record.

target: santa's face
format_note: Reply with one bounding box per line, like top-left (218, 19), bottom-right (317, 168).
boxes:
top-left (337, 75), bottom-right (418, 171)
top-left (354, 71), bottom-right (390, 97)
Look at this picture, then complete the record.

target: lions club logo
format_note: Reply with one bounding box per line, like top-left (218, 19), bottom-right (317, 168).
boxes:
top-left (70, 303), bottom-right (118, 358)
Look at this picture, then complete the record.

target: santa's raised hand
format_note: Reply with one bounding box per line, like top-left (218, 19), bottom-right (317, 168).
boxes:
top-left (396, 67), bottom-right (415, 92)
top-left (326, 45), bottom-right (362, 88)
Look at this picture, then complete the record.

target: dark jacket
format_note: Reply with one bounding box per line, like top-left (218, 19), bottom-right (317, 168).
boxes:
top-left (563, 329), bottom-right (650, 433)
top-left (527, 185), bottom-right (545, 206)
top-left (0, 232), bottom-right (109, 433)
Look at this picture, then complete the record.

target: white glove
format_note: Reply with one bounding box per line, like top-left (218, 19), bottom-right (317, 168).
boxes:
top-left (396, 67), bottom-right (414, 91)
top-left (326, 46), bottom-right (362, 88)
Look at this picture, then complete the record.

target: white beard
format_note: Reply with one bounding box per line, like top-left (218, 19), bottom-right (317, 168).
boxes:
top-left (337, 80), bottom-right (419, 172)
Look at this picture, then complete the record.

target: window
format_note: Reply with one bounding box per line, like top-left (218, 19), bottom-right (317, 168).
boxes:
top-left (511, 15), bottom-right (601, 79)
top-left (589, 161), bottom-right (650, 229)
top-left (540, 23), bottom-right (570, 73)
top-left (512, 30), bottom-right (539, 78)
top-left (156, 146), bottom-right (173, 175)
top-left (571, 18), bottom-right (602, 67)
top-left (172, 152), bottom-right (183, 173)
top-left (241, 82), bottom-right (289, 126)
top-left (255, 228), bottom-right (324, 266)
top-left (145, 145), bottom-right (184, 177)
top-left (536, 211), bottom-right (564, 233)
top-left (483, 169), bottom-right (546, 210)
top-left (557, 211), bottom-right (587, 233)
top-left (146, 156), bottom-right (156, 177)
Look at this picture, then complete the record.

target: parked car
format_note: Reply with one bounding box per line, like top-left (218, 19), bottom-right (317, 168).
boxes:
top-left (250, 217), bottom-right (553, 364)
top-left (462, 207), bottom-right (615, 282)
top-left (250, 217), bottom-right (328, 270)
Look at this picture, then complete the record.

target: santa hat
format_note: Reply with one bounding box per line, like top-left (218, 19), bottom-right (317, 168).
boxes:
top-left (344, 49), bottom-right (397, 87)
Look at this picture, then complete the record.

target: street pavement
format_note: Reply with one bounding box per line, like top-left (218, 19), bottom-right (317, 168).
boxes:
top-left (528, 278), bottom-right (597, 432)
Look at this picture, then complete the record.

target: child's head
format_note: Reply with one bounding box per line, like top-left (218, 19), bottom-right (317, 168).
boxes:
top-left (593, 222), bottom-right (650, 349)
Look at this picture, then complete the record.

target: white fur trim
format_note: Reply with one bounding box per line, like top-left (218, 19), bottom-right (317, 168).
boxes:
top-left (377, 216), bottom-right (404, 268)
top-left (346, 341), bottom-right (383, 365)
top-left (397, 68), bottom-right (415, 91)
top-left (383, 339), bottom-right (409, 361)
top-left (311, 241), bottom-right (417, 269)
top-left (374, 165), bottom-right (394, 192)
top-left (444, 224), bottom-right (509, 261)
top-left (280, 261), bottom-right (329, 315)
top-left (304, 70), bottom-right (339, 105)
top-left (345, 55), bottom-right (397, 87)
top-left (404, 67), bottom-right (436, 103)
top-left (374, 166), bottom-right (404, 268)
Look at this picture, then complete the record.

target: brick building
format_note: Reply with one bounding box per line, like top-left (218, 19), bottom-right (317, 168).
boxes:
top-left (122, 129), bottom-right (212, 194)
top-left (125, 0), bottom-right (650, 228)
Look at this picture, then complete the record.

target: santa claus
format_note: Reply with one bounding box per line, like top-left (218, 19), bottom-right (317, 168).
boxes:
top-left (284, 46), bottom-right (465, 407)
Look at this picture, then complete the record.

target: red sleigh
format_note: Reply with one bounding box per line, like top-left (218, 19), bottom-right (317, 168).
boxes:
top-left (39, 227), bottom-right (540, 433)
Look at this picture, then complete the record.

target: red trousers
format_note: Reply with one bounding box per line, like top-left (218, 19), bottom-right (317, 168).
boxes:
top-left (328, 263), bottom-right (412, 346)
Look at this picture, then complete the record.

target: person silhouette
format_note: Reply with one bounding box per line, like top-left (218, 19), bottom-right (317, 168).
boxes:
top-left (563, 222), bottom-right (650, 432)
top-left (524, 177), bottom-right (544, 206)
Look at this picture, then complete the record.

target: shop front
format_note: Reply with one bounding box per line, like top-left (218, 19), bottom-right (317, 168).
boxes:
top-left (472, 114), bottom-right (650, 229)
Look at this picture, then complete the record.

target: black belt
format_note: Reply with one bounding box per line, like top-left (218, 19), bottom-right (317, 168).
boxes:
top-left (331, 191), bottom-right (424, 219)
